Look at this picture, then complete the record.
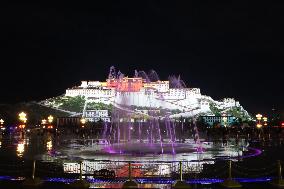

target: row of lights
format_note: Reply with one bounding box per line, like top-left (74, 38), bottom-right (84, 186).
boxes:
top-left (18, 112), bottom-right (54, 125)
top-left (256, 114), bottom-right (268, 128)
top-left (41, 115), bottom-right (54, 129)
top-left (17, 112), bottom-right (55, 129)
top-left (41, 115), bottom-right (54, 125)
top-left (2, 112), bottom-right (86, 129)
top-left (3, 112), bottom-right (277, 130)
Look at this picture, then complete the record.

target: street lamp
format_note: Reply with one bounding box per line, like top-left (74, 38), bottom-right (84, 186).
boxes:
top-left (256, 114), bottom-right (262, 121)
top-left (47, 115), bottom-right (54, 124)
top-left (80, 118), bottom-right (86, 124)
top-left (80, 118), bottom-right (86, 128)
top-left (255, 113), bottom-right (263, 128)
top-left (18, 112), bottom-right (27, 130)
top-left (263, 117), bottom-right (268, 126)
top-left (41, 119), bottom-right (47, 129)
top-left (263, 117), bottom-right (267, 122)
top-left (19, 112), bottom-right (27, 123)
top-left (0, 119), bottom-right (4, 125)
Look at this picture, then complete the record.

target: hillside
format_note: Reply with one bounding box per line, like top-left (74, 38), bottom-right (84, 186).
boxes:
top-left (40, 95), bottom-right (252, 121)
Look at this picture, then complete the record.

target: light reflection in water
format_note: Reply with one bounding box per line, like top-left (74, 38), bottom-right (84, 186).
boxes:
top-left (46, 134), bottom-right (53, 152)
top-left (17, 142), bottom-right (25, 157)
top-left (63, 160), bottom-right (215, 176)
top-left (47, 140), bottom-right (53, 151)
top-left (25, 138), bottom-right (29, 146)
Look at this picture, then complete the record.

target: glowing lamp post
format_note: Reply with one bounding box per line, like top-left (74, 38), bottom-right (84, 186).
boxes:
top-left (80, 118), bottom-right (86, 124)
top-left (18, 112), bottom-right (27, 129)
top-left (47, 115), bottom-right (54, 124)
top-left (256, 114), bottom-right (262, 129)
top-left (41, 119), bottom-right (47, 125)
top-left (41, 119), bottom-right (47, 128)
top-left (256, 114), bottom-right (262, 121)
top-left (263, 117), bottom-right (267, 122)
top-left (263, 117), bottom-right (268, 126)
top-left (0, 119), bottom-right (4, 125)
top-left (19, 112), bottom-right (27, 123)
top-left (80, 118), bottom-right (86, 128)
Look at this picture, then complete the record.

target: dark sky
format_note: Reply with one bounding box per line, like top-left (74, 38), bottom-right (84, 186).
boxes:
top-left (0, 2), bottom-right (283, 115)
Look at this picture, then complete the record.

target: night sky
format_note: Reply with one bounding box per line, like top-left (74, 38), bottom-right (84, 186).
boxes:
top-left (0, 2), bottom-right (283, 115)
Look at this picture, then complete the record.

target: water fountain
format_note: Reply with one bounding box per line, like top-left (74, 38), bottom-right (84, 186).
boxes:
top-left (32, 66), bottom-right (261, 187)
top-left (98, 68), bottom-right (202, 156)
top-left (57, 66), bottom-right (254, 163)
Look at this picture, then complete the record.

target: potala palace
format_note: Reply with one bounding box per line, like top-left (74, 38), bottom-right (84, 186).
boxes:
top-left (60, 67), bottom-right (250, 119)
top-left (65, 80), bottom-right (238, 113)
top-left (41, 67), bottom-right (251, 123)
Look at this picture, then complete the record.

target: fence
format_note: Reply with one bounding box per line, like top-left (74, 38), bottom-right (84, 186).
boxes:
top-left (0, 159), bottom-right (282, 181)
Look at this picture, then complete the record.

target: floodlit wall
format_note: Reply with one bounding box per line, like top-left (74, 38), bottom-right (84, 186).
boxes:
top-left (64, 79), bottom-right (243, 113)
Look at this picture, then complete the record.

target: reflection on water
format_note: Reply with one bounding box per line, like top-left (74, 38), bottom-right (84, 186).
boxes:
top-left (46, 134), bottom-right (53, 152)
top-left (1, 132), bottom-right (252, 165)
top-left (0, 132), bottom-right (258, 177)
top-left (15, 134), bottom-right (29, 158)
top-left (63, 160), bottom-right (214, 177)
top-left (58, 138), bottom-right (254, 176)
top-left (16, 141), bottom-right (25, 157)
top-left (46, 140), bottom-right (52, 152)
top-left (58, 138), bottom-right (249, 163)
top-left (89, 183), bottom-right (171, 189)
top-left (1, 130), bottom-right (284, 189)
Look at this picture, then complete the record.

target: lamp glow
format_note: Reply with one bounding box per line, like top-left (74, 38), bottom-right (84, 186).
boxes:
top-left (80, 118), bottom-right (86, 125)
top-left (41, 119), bottom-right (47, 125)
top-left (18, 112), bottom-right (27, 123)
top-left (256, 114), bottom-right (262, 121)
top-left (48, 115), bottom-right (54, 123)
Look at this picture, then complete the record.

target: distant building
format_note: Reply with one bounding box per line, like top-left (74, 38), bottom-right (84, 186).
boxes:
top-left (83, 110), bottom-right (111, 122)
top-left (201, 115), bottom-right (236, 127)
top-left (53, 67), bottom-right (250, 118)
top-left (64, 78), bottom-right (245, 113)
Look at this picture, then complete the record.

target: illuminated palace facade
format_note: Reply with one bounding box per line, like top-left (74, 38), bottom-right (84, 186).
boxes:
top-left (65, 77), bottom-right (245, 116)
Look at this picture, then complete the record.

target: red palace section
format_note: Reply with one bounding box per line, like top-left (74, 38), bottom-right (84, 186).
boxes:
top-left (107, 77), bottom-right (143, 92)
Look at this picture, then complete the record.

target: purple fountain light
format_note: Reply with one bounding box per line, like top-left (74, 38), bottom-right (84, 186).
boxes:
top-left (98, 66), bottom-right (204, 156)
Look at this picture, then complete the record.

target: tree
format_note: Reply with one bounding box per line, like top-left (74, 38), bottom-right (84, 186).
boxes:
top-left (209, 103), bottom-right (221, 116)
top-left (60, 96), bottom-right (86, 112)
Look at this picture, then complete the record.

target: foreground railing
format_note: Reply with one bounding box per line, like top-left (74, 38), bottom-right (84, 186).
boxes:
top-left (0, 159), bottom-right (283, 188)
